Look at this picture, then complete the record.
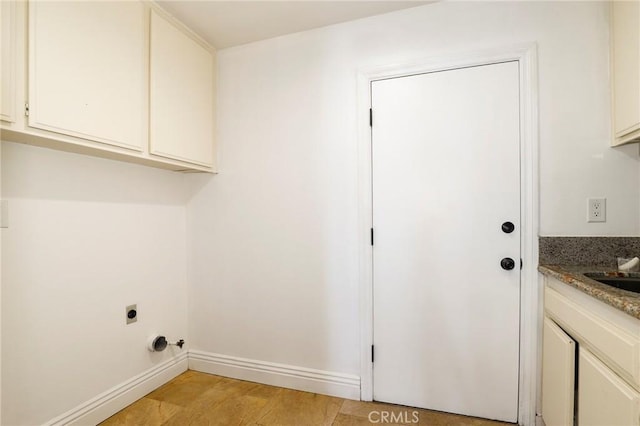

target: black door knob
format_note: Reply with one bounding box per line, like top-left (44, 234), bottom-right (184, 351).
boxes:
top-left (501, 257), bottom-right (515, 270)
top-left (501, 221), bottom-right (515, 234)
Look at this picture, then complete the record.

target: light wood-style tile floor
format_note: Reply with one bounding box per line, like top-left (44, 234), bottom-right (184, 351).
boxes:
top-left (100, 370), bottom-right (515, 426)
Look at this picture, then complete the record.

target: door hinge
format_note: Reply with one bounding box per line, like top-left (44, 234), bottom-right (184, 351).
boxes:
top-left (370, 228), bottom-right (374, 246)
top-left (24, 103), bottom-right (29, 117)
top-left (371, 345), bottom-right (375, 362)
top-left (369, 108), bottom-right (373, 127)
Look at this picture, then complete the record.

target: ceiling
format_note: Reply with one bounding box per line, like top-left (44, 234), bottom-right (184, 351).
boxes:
top-left (157, 1), bottom-right (429, 49)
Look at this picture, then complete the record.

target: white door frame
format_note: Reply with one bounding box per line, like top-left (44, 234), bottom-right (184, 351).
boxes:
top-left (356, 43), bottom-right (539, 426)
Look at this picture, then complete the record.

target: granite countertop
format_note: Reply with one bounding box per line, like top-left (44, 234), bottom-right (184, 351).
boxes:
top-left (539, 264), bottom-right (640, 320)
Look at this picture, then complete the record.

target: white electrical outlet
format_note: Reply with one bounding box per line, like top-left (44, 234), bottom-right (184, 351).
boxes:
top-left (587, 198), bottom-right (606, 223)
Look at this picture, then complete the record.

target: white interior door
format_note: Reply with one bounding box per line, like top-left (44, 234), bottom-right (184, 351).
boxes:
top-left (372, 61), bottom-right (521, 422)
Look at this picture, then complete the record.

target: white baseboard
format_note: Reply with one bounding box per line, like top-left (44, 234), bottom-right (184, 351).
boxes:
top-left (43, 350), bottom-right (359, 425)
top-left (45, 352), bottom-right (188, 426)
top-left (189, 350), bottom-right (360, 400)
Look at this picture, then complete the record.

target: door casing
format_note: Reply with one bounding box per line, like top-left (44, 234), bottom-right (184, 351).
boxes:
top-left (356, 44), bottom-right (539, 426)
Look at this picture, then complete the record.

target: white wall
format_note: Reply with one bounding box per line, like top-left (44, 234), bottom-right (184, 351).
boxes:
top-left (1, 142), bottom-right (189, 425)
top-left (187, 0), bottom-right (640, 380)
top-left (3, 2), bottom-right (639, 423)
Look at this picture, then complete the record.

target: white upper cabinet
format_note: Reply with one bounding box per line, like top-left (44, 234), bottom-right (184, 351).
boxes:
top-left (0, 1), bottom-right (216, 172)
top-left (28, 1), bottom-right (146, 151)
top-left (150, 9), bottom-right (215, 168)
top-left (1, 0), bottom-right (16, 123)
top-left (611, 1), bottom-right (640, 145)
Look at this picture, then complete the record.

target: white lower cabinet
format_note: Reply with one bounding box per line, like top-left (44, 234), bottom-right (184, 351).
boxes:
top-left (542, 317), bottom-right (575, 426)
top-left (579, 347), bottom-right (640, 426)
top-left (542, 277), bottom-right (640, 426)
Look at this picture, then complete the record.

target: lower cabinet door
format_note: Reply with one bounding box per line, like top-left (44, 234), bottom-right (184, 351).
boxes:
top-left (542, 316), bottom-right (576, 426)
top-left (579, 347), bottom-right (640, 426)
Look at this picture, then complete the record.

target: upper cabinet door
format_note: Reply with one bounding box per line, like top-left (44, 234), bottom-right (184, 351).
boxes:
top-left (1, 0), bottom-right (16, 123)
top-left (149, 9), bottom-right (215, 168)
top-left (28, 1), bottom-right (146, 151)
top-left (611, 1), bottom-right (640, 145)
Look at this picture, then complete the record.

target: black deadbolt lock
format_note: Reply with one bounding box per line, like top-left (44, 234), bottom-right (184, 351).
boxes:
top-left (501, 257), bottom-right (515, 270)
top-left (127, 309), bottom-right (137, 319)
top-left (501, 221), bottom-right (515, 234)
